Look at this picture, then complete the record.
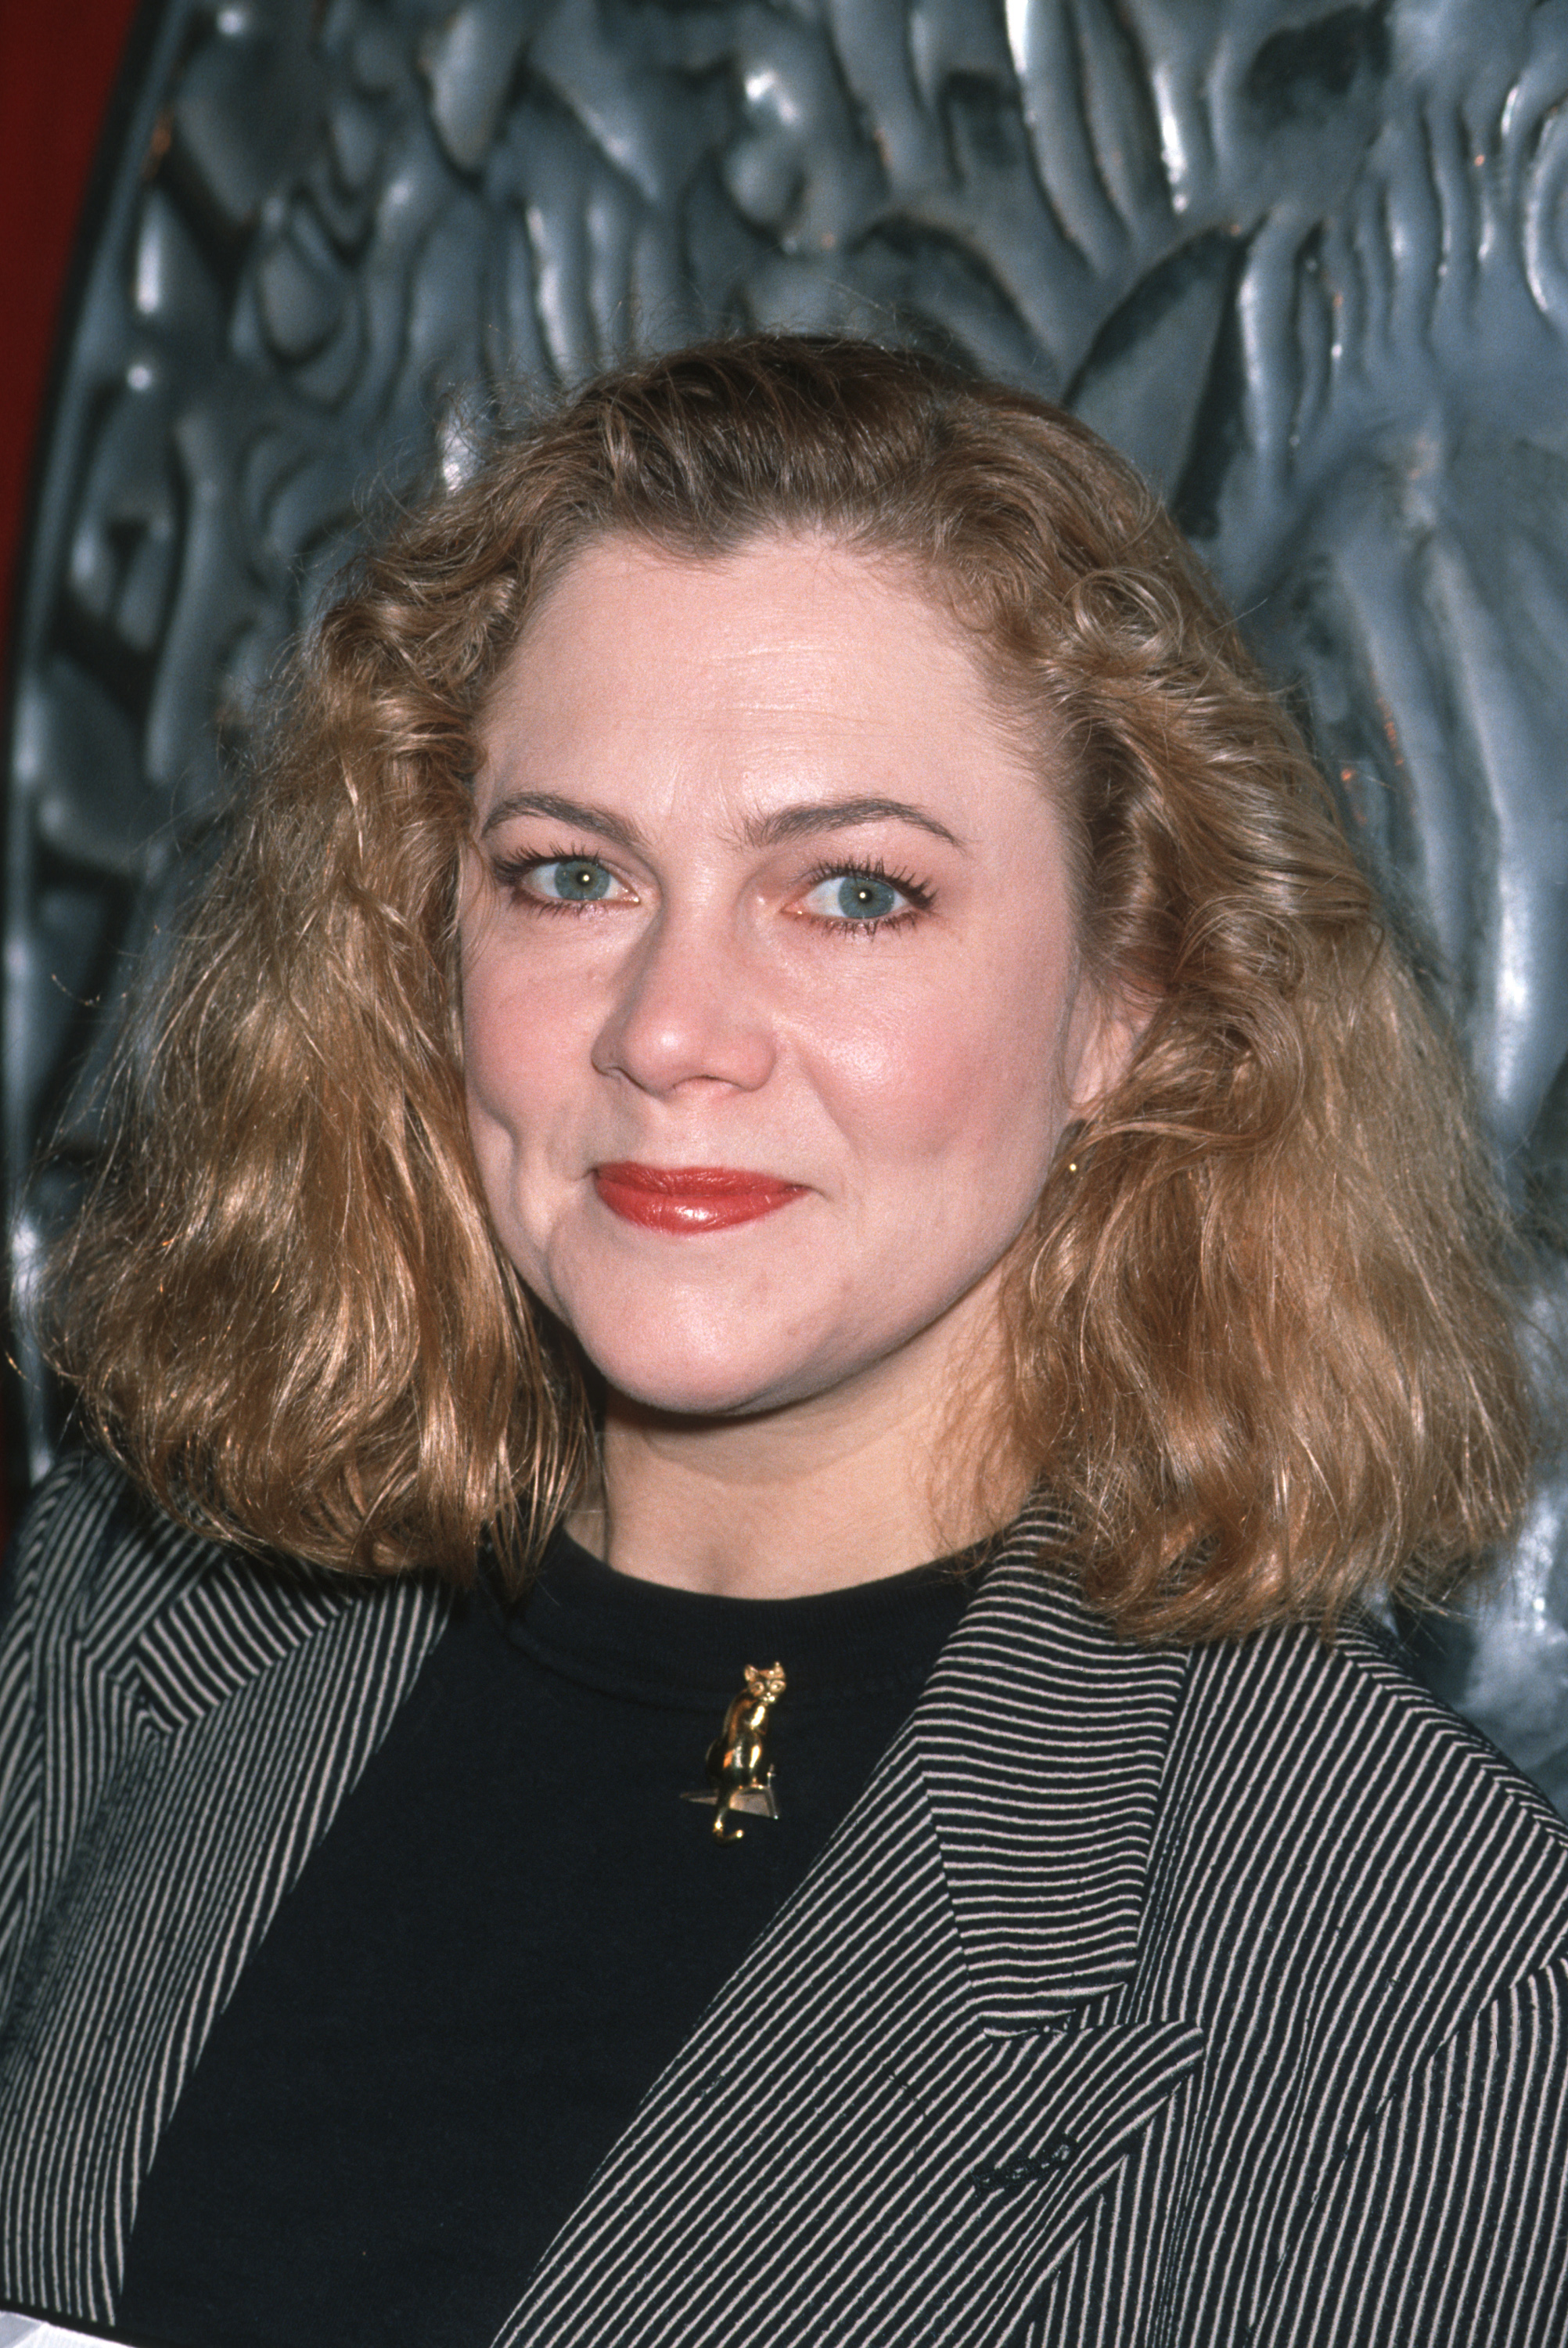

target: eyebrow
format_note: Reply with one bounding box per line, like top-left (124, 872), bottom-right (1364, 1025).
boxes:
top-left (481, 789), bottom-right (966, 852)
top-left (740, 796), bottom-right (966, 851)
top-left (480, 792), bottom-right (649, 852)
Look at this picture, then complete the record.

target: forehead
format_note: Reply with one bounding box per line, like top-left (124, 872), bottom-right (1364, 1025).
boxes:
top-left (474, 533), bottom-right (1040, 824)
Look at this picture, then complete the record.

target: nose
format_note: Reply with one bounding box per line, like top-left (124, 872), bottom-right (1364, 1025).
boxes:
top-left (592, 909), bottom-right (777, 1097)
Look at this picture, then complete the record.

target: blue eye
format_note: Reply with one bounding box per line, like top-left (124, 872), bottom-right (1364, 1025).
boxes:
top-left (803, 871), bottom-right (913, 925)
top-left (531, 857), bottom-right (616, 902)
top-left (836, 875), bottom-right (899, 920)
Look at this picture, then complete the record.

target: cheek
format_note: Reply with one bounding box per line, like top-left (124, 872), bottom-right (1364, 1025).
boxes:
top-left (460, 966), bottom-right (522, 1124)
top-left (817, 941), bottom-right (1073, 1176)
top-left (458, 940), bottom-right (590, 1260)
top-left (462, 927), bottom-right (577, 1125)
top-left (459, 961), bottom-right (586, 1312)
top-left (459, 962), bottom-right (524, 1163)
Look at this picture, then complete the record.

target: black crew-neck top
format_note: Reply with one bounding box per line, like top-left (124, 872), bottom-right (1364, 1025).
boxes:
top-left (115, 1532), bottom-right (975, 2348)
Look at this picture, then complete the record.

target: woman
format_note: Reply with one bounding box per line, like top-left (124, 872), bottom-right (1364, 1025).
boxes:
top-left (2, 336), bottom-right (1565, 2347)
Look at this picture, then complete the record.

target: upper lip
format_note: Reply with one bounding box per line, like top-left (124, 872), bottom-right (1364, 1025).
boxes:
top-left (593, 1162), bottom-right (807, 1196)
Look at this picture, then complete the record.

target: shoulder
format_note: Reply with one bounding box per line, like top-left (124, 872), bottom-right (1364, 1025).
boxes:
top-left (1151, 1601), bottom-right (1568, 2008)
top-left (1174, 1601), bottom-right (1566, 1853)
top-left (953, 1539), bottom-right (1568, 2006)
top-left (0, 1449), bottom-right (417, 1713)
top-left (4, 1449), bottom-right (199, 1645)
top-left (0, 1453), bottom-right (453, 1968)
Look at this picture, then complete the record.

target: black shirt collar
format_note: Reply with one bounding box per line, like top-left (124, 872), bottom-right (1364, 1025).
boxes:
top-left (499, 1528), bottom-right (980, 1709)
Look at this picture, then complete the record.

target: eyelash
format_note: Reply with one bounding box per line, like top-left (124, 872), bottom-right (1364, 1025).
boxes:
top-left (488, 844), bottom-right (935, 936)
top-left (797, 857), bottom-right (933, 938)
top-left (490, 843), bottom-right (620, 914)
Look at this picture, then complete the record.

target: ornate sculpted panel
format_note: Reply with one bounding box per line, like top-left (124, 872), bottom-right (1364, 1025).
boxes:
top-left (12, 0), bottom-right (1568, 1796)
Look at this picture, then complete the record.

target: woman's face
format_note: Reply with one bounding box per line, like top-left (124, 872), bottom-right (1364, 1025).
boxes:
top-left (462, 534), bottom-right (1125, 1424)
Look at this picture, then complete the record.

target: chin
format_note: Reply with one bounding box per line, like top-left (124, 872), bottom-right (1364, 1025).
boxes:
top-left (585, 1349), bottom-right (804, 1421)
top-left (561, 1298), bottom-right (829, 1421)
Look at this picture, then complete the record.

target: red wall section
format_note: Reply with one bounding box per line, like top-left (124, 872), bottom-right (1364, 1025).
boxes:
top-left (1, 0), bottom-right (147, 656)
top-left (1, 0), bottom-right (144, 1537)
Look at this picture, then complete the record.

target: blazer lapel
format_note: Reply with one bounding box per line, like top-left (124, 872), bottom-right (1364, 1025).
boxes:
top-left (916, 1509), bottom-right (1193, 2024)
top-left (0, 1474), bottom-right (454, 2325)
top-left (500, 1509), bottom-right (1203, 2347)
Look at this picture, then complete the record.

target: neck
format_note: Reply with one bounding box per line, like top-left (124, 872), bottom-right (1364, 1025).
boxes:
top-left (571, 1333), bottom-right (1022, 1600)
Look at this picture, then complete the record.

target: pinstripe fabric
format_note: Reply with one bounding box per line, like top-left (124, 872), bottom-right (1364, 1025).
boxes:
top-left (2, 1466), bottom-right (1568, 2343)
top-left (0, 1457), bottom-right (452, 2324)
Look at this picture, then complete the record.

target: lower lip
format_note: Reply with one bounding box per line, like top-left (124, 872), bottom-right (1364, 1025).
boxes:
top-left (592, 1164), bottom-right (809, 1233)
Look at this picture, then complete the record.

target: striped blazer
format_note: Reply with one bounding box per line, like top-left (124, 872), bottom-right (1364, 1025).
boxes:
top-left (3, 1453), bottom-right (1568, 2346)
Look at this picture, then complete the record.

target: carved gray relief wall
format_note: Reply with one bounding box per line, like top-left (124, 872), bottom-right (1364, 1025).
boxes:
top-left (11, 0), bottom-right (1568, 1797)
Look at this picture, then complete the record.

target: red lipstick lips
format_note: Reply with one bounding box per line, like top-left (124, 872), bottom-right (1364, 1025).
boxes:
top-left (593, 1162), bottom-right (808, 1233)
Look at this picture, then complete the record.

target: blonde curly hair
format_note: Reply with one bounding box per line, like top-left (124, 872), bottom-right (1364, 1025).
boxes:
top-left (39, 335), bottom-right (1530, 1636)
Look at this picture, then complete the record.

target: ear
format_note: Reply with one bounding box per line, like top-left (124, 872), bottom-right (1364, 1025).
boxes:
top-left (1063, 979), bottom-right (1152, 1118)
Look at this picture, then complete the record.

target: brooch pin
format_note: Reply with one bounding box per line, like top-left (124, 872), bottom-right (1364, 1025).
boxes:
top-left (682, 1662), bottom-right (786, 1842)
